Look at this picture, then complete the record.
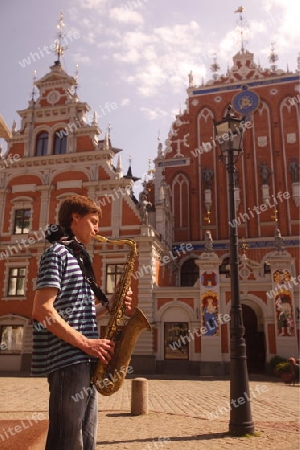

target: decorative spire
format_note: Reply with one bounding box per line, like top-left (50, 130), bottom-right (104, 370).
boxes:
top-left (103, 124), bottom-right (111, 150)
top-left (104, 131), bottom-right (109, 150)
top-left (188, 70), bottom-right (194, 87)
top-left (92, 111), bottom-right (98, 126)
top-left (74, 64), bottom-right (79, 95)
top-left (210, 53), bottom-right (221, 81)
top-left (54, 11), bottom-right (67, 64)
top-left (234, 6), bottom-right (247, 53)
top-left (269, 42), bottom-right (279, 73)
top-left (116, 154), bottom-right (123, 176)
top-left (157, 132), bottom-right (163, 157)
top-left (123, 155), bottom-right (140, 182)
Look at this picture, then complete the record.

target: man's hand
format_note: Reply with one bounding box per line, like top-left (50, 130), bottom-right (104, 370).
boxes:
top-left (81, 338), bottom-right (115, 364)
top-left (107, 286), bottom-right (134, 316)
top-left (123, 288), bottom-right (133, 315)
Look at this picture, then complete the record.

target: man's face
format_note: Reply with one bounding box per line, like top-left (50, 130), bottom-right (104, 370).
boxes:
top-left (71, 212), bottom-right (99, 245)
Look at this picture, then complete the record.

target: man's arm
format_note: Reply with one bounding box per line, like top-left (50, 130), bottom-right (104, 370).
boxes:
top-left (32, 288), bottom-right (114, 363)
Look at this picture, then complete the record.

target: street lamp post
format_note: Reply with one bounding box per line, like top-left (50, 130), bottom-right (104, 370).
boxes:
top-left (214, 105), bottom-right (254, 436)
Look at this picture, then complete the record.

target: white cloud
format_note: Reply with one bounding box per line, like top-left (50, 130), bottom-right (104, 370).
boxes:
top-left (262, 0), bottom-right (300, 41)
top-left (121, 98), bottom-right (130, 106)
top-left (109, 7), bottom-right (144, 25)
top-left (101, 21), bottom-right (211, 97)
top-left (83, 32), bottom-right (97, 44)
top-left (140, 107), bottom-right (169, 120)
top-left (71, 53), bottom-right (92, 65)
top-left (69, 1), bottom-right (299, 103)
top-left (79, 0), bottom-right (110, 9)
top-left (113, 48), bottom-right (141, 63)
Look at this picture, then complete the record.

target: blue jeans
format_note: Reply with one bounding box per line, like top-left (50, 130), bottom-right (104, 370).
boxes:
top-left (46, 362), bottom-right (98, 450)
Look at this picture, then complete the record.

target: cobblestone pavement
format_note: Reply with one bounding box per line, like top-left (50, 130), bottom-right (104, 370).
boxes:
top-left (0, 374), bottom-right (299, 449)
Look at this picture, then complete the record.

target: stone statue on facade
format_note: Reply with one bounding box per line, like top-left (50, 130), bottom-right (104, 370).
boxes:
top-left (288, 158), bottom-right (300, 183)
top-left (139, 193), bottom-right (152, 225)
top-left (202, 167), bottom-right (214, 189)
top-left (274, 228), bottom-right (284, 251)
top-left (260, 162), bottom-right (272, 185)
top-left (233, 168), bottom-right (239, 188)
top-left (204, 230), bottom-right (213, 252)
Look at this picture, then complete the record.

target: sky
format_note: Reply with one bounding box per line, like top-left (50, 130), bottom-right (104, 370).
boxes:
top-left (0, 0), bottom-right (299, 194)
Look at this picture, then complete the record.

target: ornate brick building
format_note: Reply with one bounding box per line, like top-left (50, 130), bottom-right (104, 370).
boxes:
top-left (0, 58), bottom-right (158, 372)
top-left (145, 47), bottom-right (300, 374)
top-left (0, 36), bottom-right (299, 374)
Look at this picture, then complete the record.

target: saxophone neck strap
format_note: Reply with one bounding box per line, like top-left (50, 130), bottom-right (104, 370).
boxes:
top-left (44, 224), bottom-right (110, 309)
top-left (65, 239), bottom-right (110, 310)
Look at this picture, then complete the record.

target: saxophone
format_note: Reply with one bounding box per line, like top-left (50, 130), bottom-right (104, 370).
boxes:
top-left (91, 234), bottom-right (152, 396)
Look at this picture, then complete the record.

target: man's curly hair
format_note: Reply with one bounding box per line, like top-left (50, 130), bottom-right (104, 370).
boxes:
top-left (58, 195), bottom-right (102, 230)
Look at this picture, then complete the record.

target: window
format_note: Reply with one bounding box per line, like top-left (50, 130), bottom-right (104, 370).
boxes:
top-left (0, 325), bottom-right (24, 354)
top-left (13, 209), bottom-right (31, 234)
top-left (164, 322), bottom-right (189, 360)
top-left (172, 174), bottom-right (189, 228)
top-left (180, 258), bottom-right (198, 286)
top-left (106, 264), bottom-right (124, 294)
top-left (36, 131), bottom-right (49, 156)
top-left (53, 131), bottom-right (67, 155)
top-left (7, 268), bottom-right (26, 296)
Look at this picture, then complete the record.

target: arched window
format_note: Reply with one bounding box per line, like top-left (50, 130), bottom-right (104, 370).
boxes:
top-left (35, 131), bottom-right (49, 156)
top-left (180, 258), bottom-right (198, 286)
top-left (53, 131), bottom-right (67, 155)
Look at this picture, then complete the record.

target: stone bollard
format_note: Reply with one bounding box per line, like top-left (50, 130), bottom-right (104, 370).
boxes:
top-left (131, 377), bottom-right (149, 415)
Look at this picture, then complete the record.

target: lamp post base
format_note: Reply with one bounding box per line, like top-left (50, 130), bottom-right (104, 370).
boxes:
top-left (229, 334), bottom-right (255, 436)
top-left (229, 421), bottom-right (255, 437)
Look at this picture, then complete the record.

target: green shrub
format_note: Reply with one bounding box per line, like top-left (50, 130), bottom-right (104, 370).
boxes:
top-left (269, 355), bottom-right (287, 371)
top-left (275, 362), bottom-right (292, 373)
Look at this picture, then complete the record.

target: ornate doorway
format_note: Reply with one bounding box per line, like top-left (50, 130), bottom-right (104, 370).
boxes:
top-left (242, 304), bottom-right (266, 372)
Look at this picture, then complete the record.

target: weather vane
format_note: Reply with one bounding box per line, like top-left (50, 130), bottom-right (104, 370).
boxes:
top-left (234, 6), bottom-right (247, 53)
top-left (74, 64), bottom-right (79, 94)
top-left (54, 11), bottom-right (67, 64)
top-left (210, 53), bottom-right (221, 80)
top-left (30, 70), bottom-right (37, 102)
top-left (269, 42), bottom-right (279, 72)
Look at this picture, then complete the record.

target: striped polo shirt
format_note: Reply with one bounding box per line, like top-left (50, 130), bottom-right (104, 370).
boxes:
top-left (31, 243), bottom-right (98, 376)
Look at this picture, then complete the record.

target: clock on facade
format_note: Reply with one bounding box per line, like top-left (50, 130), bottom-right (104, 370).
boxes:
top-left (46, 90), bottom-right (61, 105)
top-left (232, 89), bottom-right (260, 119)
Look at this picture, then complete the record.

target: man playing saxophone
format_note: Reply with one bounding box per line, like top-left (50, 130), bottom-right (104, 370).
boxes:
top-left (32, 194), bottom-right (133, 450)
